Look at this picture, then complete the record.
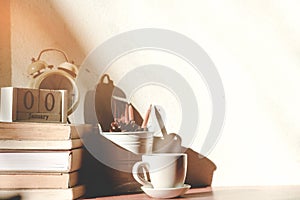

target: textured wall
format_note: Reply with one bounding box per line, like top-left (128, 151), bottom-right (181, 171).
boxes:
top-left (10, 0), bottom-right (86, 87)
top-left (0, 0), bottom-right (11, 87)
top-left (7, 0), bottom-right (300, 186)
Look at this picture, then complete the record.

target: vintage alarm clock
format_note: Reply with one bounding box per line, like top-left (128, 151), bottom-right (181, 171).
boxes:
top-left (27, 48), bottom-right (79, 115)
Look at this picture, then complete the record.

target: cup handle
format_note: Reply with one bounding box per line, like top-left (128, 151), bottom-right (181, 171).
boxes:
top-left (132, 161), bottom-right (152, 186)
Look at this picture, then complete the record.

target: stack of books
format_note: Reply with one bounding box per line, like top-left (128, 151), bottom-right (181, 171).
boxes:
top-left (0, 122), bottom-right (88, 200)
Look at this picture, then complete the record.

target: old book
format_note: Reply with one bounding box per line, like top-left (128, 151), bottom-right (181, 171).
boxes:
top-left (0, 185), bottom-right (85, 200)
top-left (0, 122), bottom-right (91, 140)
top-left (0, 148), bottom-right (82, 172)
top-left (0, 139), bottom-right (82, 150)
top-left (0, 171), bottom-right (79, 189)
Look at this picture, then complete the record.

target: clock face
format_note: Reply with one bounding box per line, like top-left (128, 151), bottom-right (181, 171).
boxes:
top-left (35, 71), bottom-right (79, 115)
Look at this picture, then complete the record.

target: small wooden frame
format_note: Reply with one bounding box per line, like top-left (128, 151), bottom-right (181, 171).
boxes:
top-left (0, 87), bottom-right (67, 123)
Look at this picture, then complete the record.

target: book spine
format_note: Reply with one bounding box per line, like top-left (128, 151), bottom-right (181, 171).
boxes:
top-left (0, 122), bottom-right (90, 140)
top-left (0, 172), bottom-right (78, 189)
top-left (0, 185), bottom-right (85, 200)
top-left (68, 148), bottom-right (83, 172)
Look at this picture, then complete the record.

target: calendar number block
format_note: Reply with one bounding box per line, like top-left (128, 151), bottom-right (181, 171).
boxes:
top-left (0, 87), bottom-right (67, 123)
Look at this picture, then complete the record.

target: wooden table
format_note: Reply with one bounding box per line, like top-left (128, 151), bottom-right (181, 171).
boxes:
top-left (87, 186), bottom-right (300, 200)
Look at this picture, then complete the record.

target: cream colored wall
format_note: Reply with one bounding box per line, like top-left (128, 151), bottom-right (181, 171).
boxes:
top-left (0, 0), bottom-right (11, 87)
top-left (10, 0), bottom-right (86, 87)
top-left (8, 0), bottom-right (300, 186)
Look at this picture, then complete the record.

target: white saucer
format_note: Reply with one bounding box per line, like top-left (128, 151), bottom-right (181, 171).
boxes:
top-left (141, 184), bottom-right (191, 199)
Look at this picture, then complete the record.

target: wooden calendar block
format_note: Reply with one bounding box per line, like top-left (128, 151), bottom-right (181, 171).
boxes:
top-left (39, 89), bottom-right (62, 113)
top-left (17, 112), bottom-right (62, 122)
top-left (16, 88), bottom-right (39, 113)
top-left (0, 87), bottom-right (67, 123)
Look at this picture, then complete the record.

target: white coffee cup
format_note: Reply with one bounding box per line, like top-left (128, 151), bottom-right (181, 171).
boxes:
top-left (132, 153), bottom-right (187, 188)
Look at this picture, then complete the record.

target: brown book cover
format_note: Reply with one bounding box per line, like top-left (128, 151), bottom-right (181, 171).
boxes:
top-left (0, 122), bottom-right (91, 140)
top-left (0, 171), bottom-right (79, 189)
top-left (0, 185), bottom-right (85, 200)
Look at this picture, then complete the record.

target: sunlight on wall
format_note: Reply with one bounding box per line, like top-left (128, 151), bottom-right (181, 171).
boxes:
top-left (0, 0), bottom-right (11, 86)
top-left (8, 0), bottom-right (300, 186)
top-left (10, 0), bottom-right (86, 87)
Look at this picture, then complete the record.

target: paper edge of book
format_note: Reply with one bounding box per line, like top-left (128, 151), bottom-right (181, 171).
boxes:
top-left (0, 148), bottom-right (83, 172)
top-left (0, 139), bottom-right (82, 150)
top-left (0, 185), bottom-right (85, 200)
